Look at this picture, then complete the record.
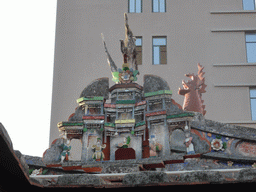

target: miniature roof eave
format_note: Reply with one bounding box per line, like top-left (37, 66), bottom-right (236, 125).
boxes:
top-left (77, 96), bottom-right (104, 104)
top-left (109, 83), bottom-right (143, 92)
top-left (110, 87), bottom-right (142, 94)
top-left (166, 112), bottom-right (195, 120)
top-left (144, 90), bottom-right (172, 98)
top-left (190, 112), bottom-right (256, 142)
top-left (104, 103), bottom-right (146, 111)
top-left (57, 121), bottom-right (84, 128)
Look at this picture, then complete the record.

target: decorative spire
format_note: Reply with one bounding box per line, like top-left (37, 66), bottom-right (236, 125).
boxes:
top-left (120, 13), bottom-right (137, 70)
top-left (101, 33), bottom-right (118, 73)
top-left (101, 14), bottom-right (139, 84)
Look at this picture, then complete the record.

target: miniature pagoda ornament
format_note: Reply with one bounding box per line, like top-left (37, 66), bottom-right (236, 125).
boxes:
top-left (178, 63), bottom-right (207, 115)
top-left (38, 12), bottom-right (256, 186)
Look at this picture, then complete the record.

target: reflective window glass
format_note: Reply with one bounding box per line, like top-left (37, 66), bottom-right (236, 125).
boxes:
top-left (243, 0), bottom-right (256, 10)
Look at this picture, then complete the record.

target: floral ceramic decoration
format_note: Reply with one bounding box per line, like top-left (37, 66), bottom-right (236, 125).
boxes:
top-left (211, 138), bottom-right (224, 151)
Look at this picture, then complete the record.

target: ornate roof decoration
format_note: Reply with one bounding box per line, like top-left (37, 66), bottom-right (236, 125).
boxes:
top-left (101, 13), bottom-right (139, 84)
top-left (1, 10), bottom-right (256, 188)
top-left (178, 63), bottom-right (207, 115)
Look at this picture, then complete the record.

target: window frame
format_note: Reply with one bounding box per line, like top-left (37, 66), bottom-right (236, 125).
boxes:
top-left (243, 0), bottom-right (256, 10)
top-left (245, 32), bottom-right (256, 63)
top-left (152, 36), bottom-right (167, 65)
top-left (128, 0), bottom-right (142, 13)
top-left (152, 0), bottom-right (166, 13)
top-left (250, 87), bottom-right (256, 120)
top-left (135, 36), bottom-right (142, 65)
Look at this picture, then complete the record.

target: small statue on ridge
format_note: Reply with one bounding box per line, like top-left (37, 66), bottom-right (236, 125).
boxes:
top-left (178, 63), bottom-right (207, 115)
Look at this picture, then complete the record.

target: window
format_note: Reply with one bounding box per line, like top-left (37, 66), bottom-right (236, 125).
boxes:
top-left (85, 104), bottom-right (102, 115)
top-left (129, 0), bottom-right (142, 13)
top-left (148, 99), bottom-right (163, 111)
top-left (117, 108), bottom-right (133, 120)
top-left (243, 0), bottom-right (256, 10)
top-left (135, 37), bottom-right (142, 65)
top-left (250, 88), bottom-right (256, 120)
top-left (152, 0), bottom-right (166, 12)
top-left (153, 37), bottom-right (167, 65)
top-left (246, 33), bottom-right (256, 63)
top-left (117, 91), bottom-right (134, 100)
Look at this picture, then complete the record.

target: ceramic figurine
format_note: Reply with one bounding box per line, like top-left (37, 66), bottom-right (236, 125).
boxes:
top-left (60, 134), bottom-right (71, 163)
top-left (211, 138), bottom-right (224, 151)
top-left (149, 135), bottom-right (162, 157)
top-left (178, 63), bottom-right (207, 115)
top-left (117, 136), bottom-right (131, 148)
top-left (92, 138), bottom-right (106, 161)
top-left (184, 135), bottom-right (195, 155)
top-left (30, 168), bottom-right (43, 176)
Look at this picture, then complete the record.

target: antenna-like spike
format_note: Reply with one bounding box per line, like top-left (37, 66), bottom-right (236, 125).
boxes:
top-left (101, 33), bottom-right (118, 72)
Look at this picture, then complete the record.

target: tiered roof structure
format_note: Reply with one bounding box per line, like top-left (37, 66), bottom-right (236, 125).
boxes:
top-left (41, 14), bottom-right (256, 177)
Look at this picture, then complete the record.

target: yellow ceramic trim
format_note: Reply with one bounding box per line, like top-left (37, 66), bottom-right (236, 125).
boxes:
top-left (115, 119), bottom-right (135, 124)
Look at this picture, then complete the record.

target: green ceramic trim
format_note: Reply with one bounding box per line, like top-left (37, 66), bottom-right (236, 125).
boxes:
top-left (144, 90), bottom-right (172, 97)
top-left (166, 113), bottom-right (194, 119)
top-left (116, 100), bottom-right (136, 104)
top-left (77, 96), bottom-right (104, 103)
top-left (104, 122), bottom-right (115, 127)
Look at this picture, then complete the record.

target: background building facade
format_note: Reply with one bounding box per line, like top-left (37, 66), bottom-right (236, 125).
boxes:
top-left (50, 0), bottom-right (256, 159)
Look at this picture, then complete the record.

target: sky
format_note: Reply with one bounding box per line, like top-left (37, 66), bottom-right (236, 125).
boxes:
top-left (0, 0), bottom-right (57, 156)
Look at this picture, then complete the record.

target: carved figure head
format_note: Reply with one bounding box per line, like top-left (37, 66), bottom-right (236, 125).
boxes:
top-left (178, 63), bottom-right (206, 96)
top-left (178, 63), bottom-right (207, 115)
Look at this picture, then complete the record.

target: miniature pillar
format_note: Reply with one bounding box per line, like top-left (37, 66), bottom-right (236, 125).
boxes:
top-left (162, 98), bottom-right (166, 110)
top-left (132, 106), bottom-right (135, 119)
top-left (116, 109), bottom-right (118, 120)
top-left (101, 103), bottom-right (104, 114)
top-left (105, 112), bottom-right (107, 121)
top-left (116, 91), bottom-right (119, 100)
top-left (104, 129), bottom-right (107, 142)
top-left (81, 132), bottom-right (88, 163)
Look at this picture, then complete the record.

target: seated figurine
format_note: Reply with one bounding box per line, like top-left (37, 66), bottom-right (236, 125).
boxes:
top-left (92, 138), bottom-right (106, 161)
top-left (149, 135), bottom-right (162, 157)
top-left (117, 136), bottom-right (131, 148)
top-left (184, 136), bottom-right (195, 155)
